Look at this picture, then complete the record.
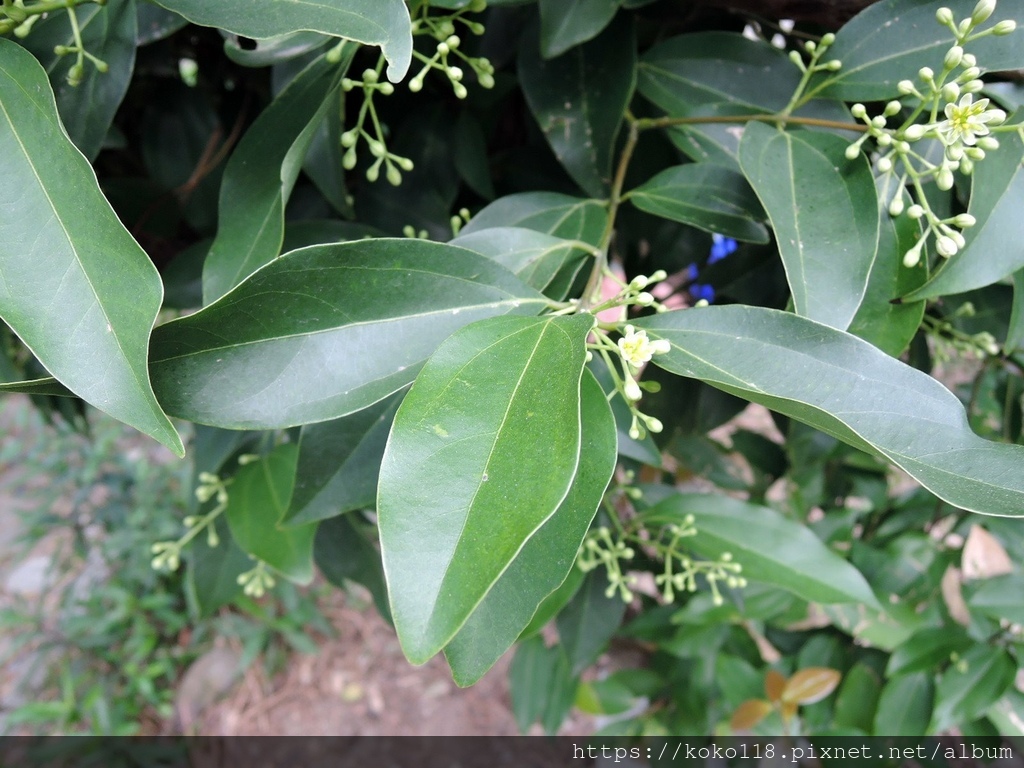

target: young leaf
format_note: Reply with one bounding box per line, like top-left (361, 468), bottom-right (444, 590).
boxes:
top-left (461, 192), bottom-right (608, 245)
top-left (150, 239), bottom-right (547, 429)
top-left (730, 699), bottom-right (772, 732)
top-left (782, 667), bottom-right (841, 705)
top-left (201, 50), bottom-right (350, 303)
top-left (627, 163), bottom-right (769, 244)
top-left (636, 306), bottom-right (1024, 517)
top-left (739, 123), bottom-right (879, 331)
top-left (520, 17), bottom-right (636, 198)
top-left (906, 119), bottom-right (1024, 301)
top-left (21, 0), bottom-right (136, 161)
top-left (765, 669), bottom-right (786, 703)
top-left (378, 313), bottom-right (593, 664)
top-left (149, 0), bottom-right (413, 81)
top-left (638, 493), bottom-right (878, 606)
top-left (537, 0), bottom-right (619, 59)
top-left (0, 39), bottom-right (182, 456)
top-left (444, 370), bottom-right (617, 686)
top-left (285, 392), bottom-right (403, 526)
top-left (809, 0), bottom-right (1024, 102)
top-left (224, 443), bottom-right (317, 584)
top-left (874, 672), bottom-right (935, 736)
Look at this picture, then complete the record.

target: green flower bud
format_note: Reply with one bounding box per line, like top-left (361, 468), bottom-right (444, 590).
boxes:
top-left (966, 146), bottom-right (985, 160)
top-left (889, 196), bottom-right (905, 217)
top-left (378, 82), bottom-right (394, 96)
top-left (788, 50), bottom-right (803, 66)
top-left (936, 235), bottom-right (958, 257)
top-left (453, 82), bottom-right (467, 99)
top-left (937, 166), bottom-right (955, 190)
top-left (446, 35), bottom-right (461, 49)
top-left (884, 100), bottom-right (902, 116)
top-left (362, 68), bottom-right (378, 83)
top-left (342, 147), bottom-right (357, 170)
top-left (944, 45), bottom-right (964, 69)
top-left (903, 123), bottom-right (927, 141)
top-left (624, 380), bottom-right (642, 401)
top-left (804, 40), bottom-right (817, 53)
top-left (396, 156), bottom-right (414, 172)
top-left (464, 20), bottom-right (485, 35)
top-left (408, 77), bottom-right (423, 93)
top-left (993, 19), bottom-right (1017, 35)
top-left (977, 136), bottom-right (1000, 150)
top-left (850, 103), bottom-right (867, 119)
top-left (636, 291), bottom-right (654, 306)
top-left (436, 41), bottom-right (450, 55)
top-left (366, 163), bottom-right (380, 183)
top-left (970, 0), bottom-right (996, 25)
top-left (469, 0), bottom-right (487, 11)
top-left (439, 20), bottom-right (455, 37)
top-left (957, 66), bottom-right (982, 82)
top-left (897, 79), bottom-right (916, 95)
top-left (961, 78), bottom-right (985, 93)
top-left (820, 32), bottom-right (836, 46)
top-left (825, 59), bottom-right (842, 71)
top-left (907, 204), bottom-right (925, 219)
top-left (960, 156), bottom-right (975, 175)
top-left (946, 144), bottom-right (964, 161)
top-left (961, 53), bottom-right (977, 68)
top-left (342, 77), bottom-right (355, 91)
top-left (942, 82), bottom-right (960, 102)
top-left (650, 269), bottom-right (668, 281)
top-left (935, 6), bottom-right (954, 25)
top-left (67, 63), bottom-right (84, 87)
top-left (340, 129), bottom-right (358, 148)
top-left (877, 155), bottom-right (893, 173)
top-left (386, 164), bottom-right (402, 186)
top-left (871, 115), bottom-right (887, 129)
top-left (478, 73), bottom-right (495, 89)
top-left (447, 65), bottom-right (463, 81)
top-left (919, 66), bottom-right (934, 81)
top-left (903, 240), bottom-right (924, 267)
top-left (368, 139), bottom-right (385, 157)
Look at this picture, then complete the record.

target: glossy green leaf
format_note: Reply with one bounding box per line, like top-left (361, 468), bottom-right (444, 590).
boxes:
top-left (378, 313), bottom-right (593, 664)
top-left (932, 645), bottom-right (1016, 732)
top-left (285, 392), bottom-right (402, 526)
top-left (150, 0), bottom-right (412, 81)
top-left (808, 0), bottom-right (1024, 101)
top-left (637, 32), bottom-right (850, 169)
top-left (136, 2), bottom-right (187, 45)
top-left (150, 239), bottom-right (546, 429)
top-left (462, 192), bottom-right (608, 245)
top-left (444, 370), bottom-right (616, 686)
top-left (887, 626), bottom-right (973, 677)
top-left (300, 90), bottom-right (351, 217)
top-left (454, 111), bottom-right (494, 200)
top-left (186, 514), bottom-right (249, 617)
top-left (637, 305), bottom-right (1024, 517)
top-left (874, 671), bottom-right (934, 736)
top-left (0, 39), bottom-right (182, 456)
top-left (451, 227), bottom-right (592, 298)
top-left (201, 50), bottom-right (349, 303)
top-left (1008, 269), bottom-right (1024, 353)
top-left (537, 0), bottom-right (618, 59)
top-left (833, 663), bottom-right (881, 733)
top-left (627, 163), bottom-right (768, 244)
top-left (223, 30), bottom-right (329, 67)
top-left (519, 564), bottom-right (586, 641)
top-left (21, 0), bottom-right (136, 161)
top-left (906, 119), bottom-right (1024, 301)
top-left (509, 636), bottom-right (576, 734)
top-left (520, 17), bottom-right (636, 198)
top-left (847, 176), bottom-right (926, 356)
top-left (969, 573), bottom-right (1024, 625)
top-left (224, 443), bottom-right (317, 584)
top-left (0, 378), bottom-right (74, 397)
top-left (739, 123), bottom-right (879, 330)
top-left (557, 570), bottom-right (627, 676)
top-left (315, 514), bottom-right (390, 620)
top-left (639, 493), bottom-right (878, 605)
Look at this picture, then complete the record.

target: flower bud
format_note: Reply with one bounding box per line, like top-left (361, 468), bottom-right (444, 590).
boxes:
top-left (944, 45), bottom-right (964, 69)
top-left (804, 40), bottom-right (817, 53)
top-left (946, 144), bottom-right (964, 161)
top-left (408, 77), bottom-right (423, 93)
top-left (366, 163), bottom-right (380, 183)
top-left (883, 100), bottom-right (902, 116)
top-left (342, 77), bottom-right (355, 91)
top-left (993, 19), bottom-right (1017, 35)
top-left (447, 66), bottom-right (463, 81)
top-left (397, 156), bottom-right (414, 171)
top-left (650, 269), bottom-right (668, 281)
top-left (470, 0), bottom-right (488, 13)
top-left (966, 146), bottom-right (985, 160)
top-left (850, 103), bottom-right (867, 118)
top-left (961, 53), bottom-right (977, 68)
top-left (362, 68), bottom-right (378, 83)
top-left (368, 139), bottom-right (385, 157)
top-left (918, 66), bottom-right (934, 81)
top-left (936, 235), bottom-right (958, 257)
top-left (825, 59), bottom-right (842, 71)
top-left (446, 35), bottom-right (461, 49)
top-left (652, 339), bottom-right (671, 354)
top-left (630, 274), bottom-right (650, 289)
top-left (953, 213), bottom-right (977, 228)
top-left (877, 155), bottom-right (893, 173)
top-left (907, 204), bottom-right (925, 219)
top-left (453, 82), bottom-right (468, 99)
top-left (478, 73), bottom-right (495, 89)
top-left (942, 82), bottom-right (960, 102)
top-left (903, 240), bottom-right (924, 267)
top-left (935, 6), bottom-right (954, 25)
top-left (645, 416), bottom-right (664, 433)
top-left (378, 82), bottom-right (394, 96)
top-left (636, 291), bottom-right (655, 306)
top-left (949, 229), bottom-right (966, 248)
top-left (889, 196), bottom-right (905, 217)
top-left (897, 79), bottom-right (916, 95)
top-left (937, 167), bottom-right (955, 190)
top-left (820, 32), bottom-right (836, 46)
top-left (961, 78), bottom-right (984, 93)
top-left (877, 133), bottom-right (892, 146)
top-left (788, 50), bottom-right (803, 66)
top-left (977, 136), bottom-right (999, 150)
top-left (386, 164), bottom-right (402, 186)
top-left (971, 0), bottom-right (996, 25)
top-left (436, 41), bottom-right (450, 55)
top-left (624, 380), bottom-right (643, 401)
top-left (957, 66), bottom-right (981, 82)
top-left (960, 156), bottom-right (975, 175)
top-left (903, 123), bottom-right (927, 141)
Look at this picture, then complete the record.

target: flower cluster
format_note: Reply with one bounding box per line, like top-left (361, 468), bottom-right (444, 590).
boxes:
top-left (1, 0), bottom-right (110, 85)
top-left (409, 0), bottom-right (495, 96)
top-left (150, 471), bottom-right (229, 573)
top-left (577, 526), bottom-right (638, 602)
top-left (338, 62), bottom-right (415, 186)
top-left (237, 560), bottom-right (276, 598)
top-left (653, 517), bottom-right (746, 605)
top-left (842, 0), bottom-right (1016, 267)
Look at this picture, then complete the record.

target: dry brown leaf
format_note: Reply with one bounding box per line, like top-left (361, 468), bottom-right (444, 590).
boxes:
top-left (961, 525), bottom-right (1014, 580)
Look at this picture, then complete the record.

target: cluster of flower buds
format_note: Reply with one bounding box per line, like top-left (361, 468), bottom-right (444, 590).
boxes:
top-left (339, 66), bottom-right (415, 186)
top-left (843, 0), bottom-right (1016, 267)
top-left (2, 0), bottom-right (111, 85)
top-left (577, 526), bottom-right (639, 602)
top-left (409, 0), bottom-right (495, 97)
top-left (787, 32), bottom-right (841, 76)
top-left (237, 560), bottom-right (276, 598)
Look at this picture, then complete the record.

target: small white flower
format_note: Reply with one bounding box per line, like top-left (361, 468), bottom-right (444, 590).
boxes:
top-left (618, 326), bottom-right (658, 367)
top-left (940, 94), bottom-right (1006, 147)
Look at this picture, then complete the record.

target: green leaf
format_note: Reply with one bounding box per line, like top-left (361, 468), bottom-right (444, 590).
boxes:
top-left (224, 443), bottom-right (317, 584)
top-left (150, 0), bottom-right (412, 81)
top-left (627, 163), bottom-right (768, 244)
top-left (537, 0), bottom-right (619, 59)
top-left (809, 0), bottom-right (1024, 101)
top-left (444, 369), bottom-right (616, 686)
top-left (1008, 269), bottom-right (1024, 353)
top-left (969, 573), bottom-right (1024, 625)
top-left (224, 30), bottom-right (329, 67)
top-left (520, 17), bottom-right (636, 198)
top-left (378, 313), bottom-right (593, 664)
top-left (150, 239), bottom-right (547, 429)
top-left (847, 177), bottom-right (927, 356)
top-left (285, 392), bottom-right (402, 526)
top-left (186, 514), bottom-right (249, 617)
top-left (637, 32), bottom-right (849, 170)
top-left (21, 0), bottom-right (137, 161)
top-left (887, 626), bottom-right (973, 677)
top-left (874, 671), bottom-right (934, 736)
top-left (931, 645), bottom-right (1016, 732)
top-left (315, 514), bottom-right (390, 620)
top-left (462, 192), bottom-right (608, 245)
top-left (557, 570), bottom-right (627, 676)
top-left (833, 663), bottom-right (881, 733)
top-left (454, 111), bottom-right (494, 200)
top-left (738, 123), bottom-right (880, 331)
top-left (636, 305), bottom-right (1024, 517)
top-left (450, 227), bottom-right (592, 298)
top-left (509, 635), bottom-right (577, 734)
top-left (0, 39), bottom-right (182, 456)
top-left (639, 493), bottom-right (878, 605)
top-left (906, 118), bottom-right (1024, 301)
top-left (0, 378), bottom-right (75, 397)
top-left (519, 564), bottom-right (586, 641)
top-left (201, 50), bottom-right (349, 303)
top-left (136, 2), bottom-right (187, 45)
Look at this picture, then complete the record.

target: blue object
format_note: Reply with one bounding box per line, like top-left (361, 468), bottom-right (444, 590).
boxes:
top-left (690, 283), bottom-right (715, 303)
top-left (708, 233), bottom-right (738, 264)
top-left (683, 263), bottom-right (699, 282)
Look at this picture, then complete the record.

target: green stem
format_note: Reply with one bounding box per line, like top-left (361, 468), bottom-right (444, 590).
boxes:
top-left (3, 0), bottom-right (98, 18)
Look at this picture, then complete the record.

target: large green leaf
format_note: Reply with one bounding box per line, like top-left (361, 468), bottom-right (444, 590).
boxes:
top-left (201, 50), bottom-right (349, 303)
top-left (537, 0), bottom-right (619, 59)
top-left (150, 239), bottom-right (547, 429)
top-left (186, 514), bottom-right (250, 617)
top-left (461, 192), bottom-right (608, 246)
top-left (873, 671), bottom-right (934, 736)
top-left (739, 123), bottom-right (879, 331)
top-left (556, 570), bottom-right (627, 676)
top-left (21, 0), bottom-right (136, 161)
top-left (520, 17), bottom-right (635, 198)
top-left (150, 0), bottom-right (412, 81)
top-left (808, 0), bottom-right (1024, 102)
top-left (0, 39), bottom-right (182, 456)
top-left (969, 573), bottom-right (1024, 625)
top-left (847, 177), bottom-right (926, 356)
top-left (636, 305), bottom-right (1024, 517)
top-left (638, 493), bottom-right (878, 605)
top-left (450, 227), bottom-right (592, 298)
top-left (315, 514), bottom-right (390, 620)
top-left (224, 443), bottom-right (317, 584)
top-left (509, 635), bottom-right (577, 735)
top-left (906, 120), bottom-right (1024, 301)
top-left (285, 392), bottom-right (402, 526)
top-left (627, 163), bottom-right (768, 244)
top-left (444, 370), bottom-right (617, 686)
top-left (378, 312), bottom-right (593, 664)
top-left (931, 645), bottom-right (1016, 732)
top-left (637, 32), bottom-right (850, 170)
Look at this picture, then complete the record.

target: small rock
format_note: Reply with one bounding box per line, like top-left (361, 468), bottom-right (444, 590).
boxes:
top-left (174, 647), bottom-right (243, 731)
top-left (4, 555), bottom-right (52, 597)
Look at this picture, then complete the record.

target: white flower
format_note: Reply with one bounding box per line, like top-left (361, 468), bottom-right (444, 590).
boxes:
top-left (939, 94), bottom-right (1006, 147)
top-left (617, 326), bottom-right (670, 368)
